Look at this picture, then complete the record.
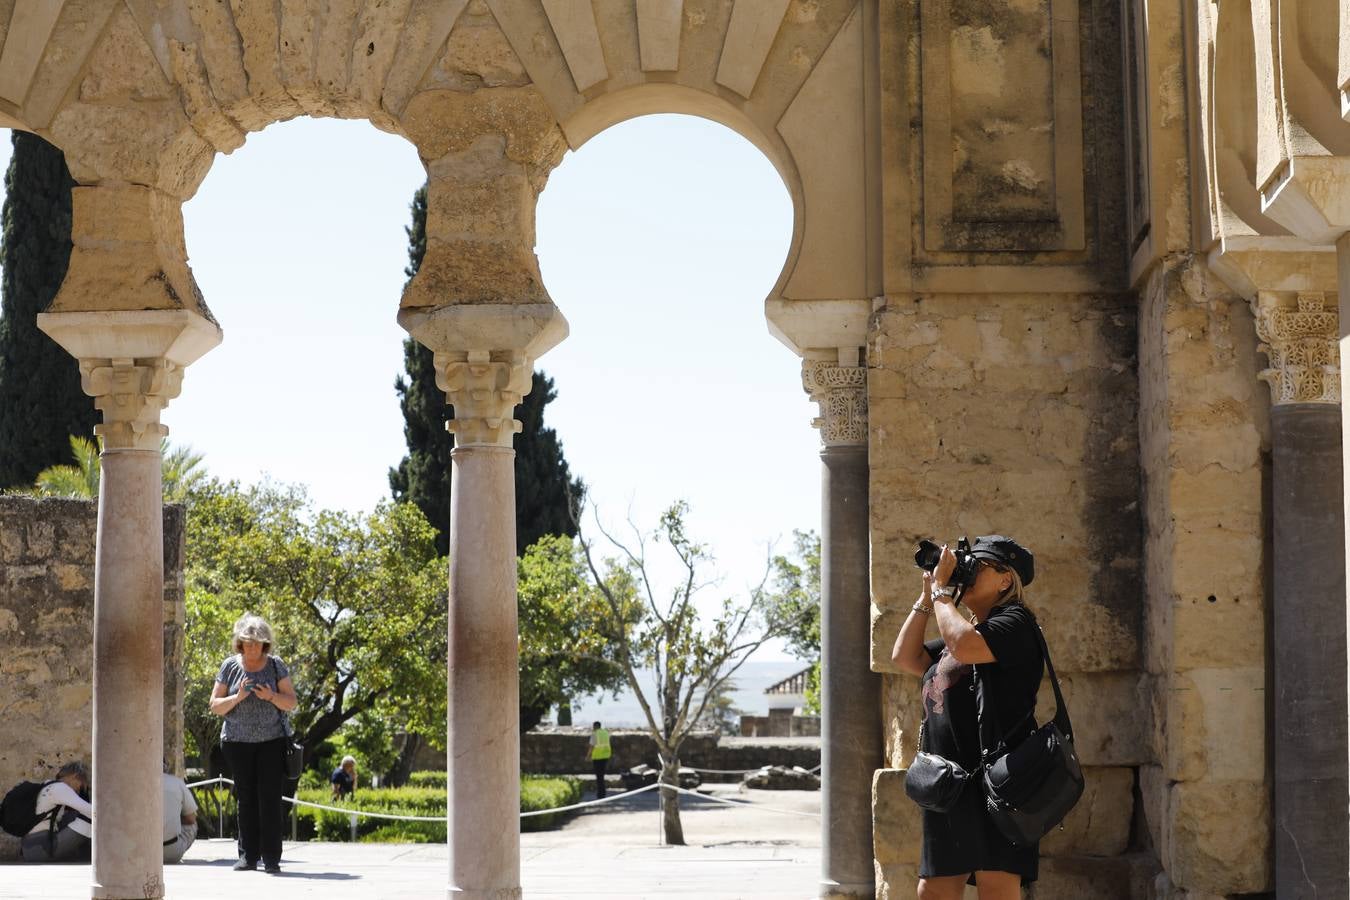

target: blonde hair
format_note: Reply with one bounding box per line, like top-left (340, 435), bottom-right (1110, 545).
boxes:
top-left (988, 562), bottom-right (1026, 608)
top-left (232, 613), bottom-right (274, 655)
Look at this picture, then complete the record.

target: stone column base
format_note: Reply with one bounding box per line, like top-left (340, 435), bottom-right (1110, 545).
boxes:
top-left (820, 879), bottom-right (877, 899)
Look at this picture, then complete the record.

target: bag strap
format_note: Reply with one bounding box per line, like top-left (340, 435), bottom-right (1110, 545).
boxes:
top-left (267, 657), bottom-right (294, 738)
top-left (973, 609), bottom-right (1074, 766)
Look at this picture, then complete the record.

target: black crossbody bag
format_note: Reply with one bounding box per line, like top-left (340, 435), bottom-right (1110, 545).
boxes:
top-left (903, 720), bottom-right (972, 812)
top-left (973, 618), bottom-right (1084, 845)
top-left (268, 658), bottom-right (305, 780)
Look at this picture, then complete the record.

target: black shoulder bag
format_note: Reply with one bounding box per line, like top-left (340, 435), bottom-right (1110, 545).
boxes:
top-left (973, 617), bottom-right (1085, 846)
top-left (269, 657), bottom-right (305, 780)
top-left (903, 719), bottom-right (971, 812)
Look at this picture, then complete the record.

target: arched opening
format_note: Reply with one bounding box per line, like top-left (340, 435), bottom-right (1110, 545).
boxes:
top-left (178, 117), bottom-right (424, 510)
top-left (534, 112), bottom-right (816, 710)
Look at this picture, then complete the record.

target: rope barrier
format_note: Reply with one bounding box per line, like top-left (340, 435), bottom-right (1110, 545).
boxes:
top-left (186, 777), bottom-right (663, 821)
top-left (520, 782), bottom-right (659, 817)
top-left (185, 774), bottom-right (821, 823)
top-left (662, 784), bottom-right (822, 819)
top-left (685, 764), bottom-right (822, 775)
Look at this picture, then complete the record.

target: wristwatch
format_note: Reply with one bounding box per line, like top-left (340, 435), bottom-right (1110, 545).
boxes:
top-left (931, 585), bottom-right (954, 600)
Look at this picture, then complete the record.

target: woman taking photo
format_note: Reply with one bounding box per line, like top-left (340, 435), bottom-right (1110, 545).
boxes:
top-left (890, 535), bottom-right (1043, 900)
top-left (209, 613), bottom-right (297, 874)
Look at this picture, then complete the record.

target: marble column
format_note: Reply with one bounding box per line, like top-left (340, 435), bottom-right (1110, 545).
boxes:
top-left (1252, 292), bottom-right (1348, 897)
top-left (37, 310), bottom-right (220, 900)
top-left (445, 353), bottom-right (526, 900)
top-left (398, 304), bottom-right (566, 900)
top-left (804, 351), bottom-right (881, 899)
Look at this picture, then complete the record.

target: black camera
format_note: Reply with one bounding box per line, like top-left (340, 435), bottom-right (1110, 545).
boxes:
top-left (914, 536), bottom-right (981, 592)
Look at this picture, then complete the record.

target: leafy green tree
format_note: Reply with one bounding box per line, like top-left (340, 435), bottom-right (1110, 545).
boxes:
top-left (29, 435), bottom-right (207, 503)
top-left (0, 131), bottom-right (93, 488)
top-left (184, 480), bottom-right (448, 762)
top-left (766, 530), bottom-right (822, 713)
top-left (578, 501), bottom-right (798, 844)
top-left (389, 184), bottom-right (583, 556)
top-left (517, 534), bottom-right (627, 732)
top-left (183, 583), bottom-right (236, 767)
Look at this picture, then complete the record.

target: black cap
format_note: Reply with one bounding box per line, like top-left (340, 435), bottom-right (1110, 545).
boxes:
top-left (970, 535), bottom-right (1034, 587)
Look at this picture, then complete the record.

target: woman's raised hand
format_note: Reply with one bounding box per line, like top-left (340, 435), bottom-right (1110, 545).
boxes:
top-left (934, 544), bottom-right (957, 588)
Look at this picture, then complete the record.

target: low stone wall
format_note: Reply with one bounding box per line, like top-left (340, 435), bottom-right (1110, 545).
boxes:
top-left (521, 728), bottom-right (820, 779)
top-left (740, 714), bottom-right (821, 738)
top-left (0, 496), bottom-right (185, 861)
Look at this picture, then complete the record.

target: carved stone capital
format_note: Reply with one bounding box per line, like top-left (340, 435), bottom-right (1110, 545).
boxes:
top-left (803, 358), bottom-right (868, 447)
top-left (36, 309), bottom-right (222, 451)
top-left (435, 350), bottom-right (534, 448)
top-left (1252, 291), bottom-right (1341, 405)
top-left (80, 358), bottom-right (183, 450)
top-left (398, 302), bottom-right (568, 450)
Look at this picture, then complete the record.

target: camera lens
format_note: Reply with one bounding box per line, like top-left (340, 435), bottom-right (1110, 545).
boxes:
top-left (914, 539), bottom-right (941, 572)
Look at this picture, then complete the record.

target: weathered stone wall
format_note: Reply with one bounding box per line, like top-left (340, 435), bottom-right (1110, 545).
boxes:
top-left (1135, 256), bottom-right (1272, 897)
top-left (867, 291), bottom-right (1149, 896)
top-left (0, 496), bottom-right (185, 861)
top-left (520, 728), bottom-right (820, 779)
top-left (739, 713), bottom-right (821, 738)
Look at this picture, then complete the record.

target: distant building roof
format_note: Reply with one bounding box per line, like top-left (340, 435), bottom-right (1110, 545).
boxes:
top-left (764, 666), bottom-right (813, 696)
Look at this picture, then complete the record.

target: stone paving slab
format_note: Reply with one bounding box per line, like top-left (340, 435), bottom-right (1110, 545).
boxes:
top-left (0, 787), bottom-right (824, 899)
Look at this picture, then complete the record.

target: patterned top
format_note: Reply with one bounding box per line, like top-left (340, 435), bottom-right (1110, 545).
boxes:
top-left (216, 654), bottom-right (292, 743)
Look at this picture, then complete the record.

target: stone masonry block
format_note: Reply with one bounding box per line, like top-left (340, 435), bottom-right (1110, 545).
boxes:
top-left (1158, 667), bottom-right (1265, 782)
top-left (1168, 780), bottom-right (1271, 894)
top-left (1041, 766), bottom-right (1134, 857)
top-left (873, 768), bottom-right (921, 865)
top-left (1139, 765), bottom-right (1170, 871)
top-left (1036, 671), bottom-right (1151, 767)
top-left (1027, 854), bottom-right (1160, 900)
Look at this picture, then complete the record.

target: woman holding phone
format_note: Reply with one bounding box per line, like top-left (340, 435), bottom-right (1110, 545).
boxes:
top-left (209, 613), bottom-right (298, 874)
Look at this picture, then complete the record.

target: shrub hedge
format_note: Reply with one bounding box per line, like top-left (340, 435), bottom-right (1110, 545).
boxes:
top-left (190, 773), bottom-right (582, 842)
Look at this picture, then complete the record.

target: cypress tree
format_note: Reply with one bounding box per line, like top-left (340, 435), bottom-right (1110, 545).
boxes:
top-left (0, 131), bottom-right (94, 489)
top-left (390, 185), bottom-right (584, 556)
top-left (513, 371), bottom-right (583, 553)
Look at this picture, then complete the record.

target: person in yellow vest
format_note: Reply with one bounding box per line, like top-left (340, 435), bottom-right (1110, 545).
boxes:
top-left (588, 721), bottom-right (612, 799)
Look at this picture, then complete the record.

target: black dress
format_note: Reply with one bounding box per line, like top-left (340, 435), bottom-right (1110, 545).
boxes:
top-left (918, 603), bottom-right (1044, 885)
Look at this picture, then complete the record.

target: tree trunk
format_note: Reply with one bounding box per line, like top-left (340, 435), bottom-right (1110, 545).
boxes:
top-left (660, 754), bottom-right (685, 845)
top-left (385, 732), bottom-right (424, 787)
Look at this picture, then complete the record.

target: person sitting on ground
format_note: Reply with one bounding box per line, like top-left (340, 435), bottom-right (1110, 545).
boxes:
top-left (20, 761), bottom-right (92, 862)
top-left (330, 756), bottom-right (357, 801)
top-left (162, 765), bottom-right (198, 864)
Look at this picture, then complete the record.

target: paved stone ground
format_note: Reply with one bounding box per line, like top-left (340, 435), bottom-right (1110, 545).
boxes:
top-left (0, 786), bottom-right (823, 899)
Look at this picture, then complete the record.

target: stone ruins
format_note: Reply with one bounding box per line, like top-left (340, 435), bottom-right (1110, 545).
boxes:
top-left (0, 1), bottom-right (1346, 898)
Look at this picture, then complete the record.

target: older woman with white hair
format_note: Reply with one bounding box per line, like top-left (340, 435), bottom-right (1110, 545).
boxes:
top-left (209, 613), bottom-right (297, 875)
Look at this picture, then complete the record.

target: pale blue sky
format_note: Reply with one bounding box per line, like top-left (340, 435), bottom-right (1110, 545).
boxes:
top-left (2, 115), bottom-right (820, 660)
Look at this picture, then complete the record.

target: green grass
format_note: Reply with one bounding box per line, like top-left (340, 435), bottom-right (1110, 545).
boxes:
top-left (190, 772), bottom-right (582, 842)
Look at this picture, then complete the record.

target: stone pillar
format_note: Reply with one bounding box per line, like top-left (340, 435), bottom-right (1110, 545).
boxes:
top-left (36, 310), bottom-right (220, 900)
top-left (398, 303), bottom-right (566, 900)
top-left (1252, 292), bottom-right (1348, 897)
top-left (805, 350), bottom-right (881, 899)
top-left (1340, 234), bottom-right (1350, 884)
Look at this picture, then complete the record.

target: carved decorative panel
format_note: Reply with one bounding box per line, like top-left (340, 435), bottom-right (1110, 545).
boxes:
top-left (920, 0), bottom-right (1085, 253)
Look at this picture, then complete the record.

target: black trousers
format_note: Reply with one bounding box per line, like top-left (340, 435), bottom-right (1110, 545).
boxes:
top-left (592, 757), bottom-right (608, 798)
top-left (223, 737), bottom-right (286, 865)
